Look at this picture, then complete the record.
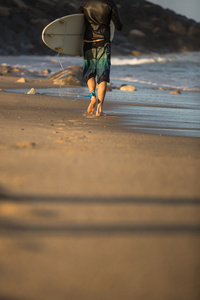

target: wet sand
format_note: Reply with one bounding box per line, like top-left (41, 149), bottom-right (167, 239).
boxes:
top-left (0, 75), bottom-right (200, 300)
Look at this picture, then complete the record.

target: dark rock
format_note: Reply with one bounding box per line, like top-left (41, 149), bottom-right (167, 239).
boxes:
top-left (13, 0), bottom-right (28, 10)
top-left (188, 25), bottom-right (200, 36)
top-left (0, 63), bottom-right (51, 78)
top-left (168, 20), bottom-right (187, 35)
top-left (0, 0), bottom-right (200, 55)
top-left (0, 6), bottom-right (11, 17)
top-left (114, 0), bottom-right (200, 53)
top-left (29, 18), bottom-right (50, 31)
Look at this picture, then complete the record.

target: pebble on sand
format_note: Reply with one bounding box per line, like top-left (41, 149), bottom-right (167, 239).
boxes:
top-left (120, 85), bottom-right (136, 91)
top-left (170, 90), bottom-right (181, 94)
top-left (26, 88), bottom-right (38, 95)
top-left (15, 142), bottom-right (36, 148)
top-left (16, 77), bottom-right (26, 83)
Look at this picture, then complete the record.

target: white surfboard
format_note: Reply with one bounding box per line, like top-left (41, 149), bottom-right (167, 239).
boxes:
top-left (42, 14), bottom-right (115, 56)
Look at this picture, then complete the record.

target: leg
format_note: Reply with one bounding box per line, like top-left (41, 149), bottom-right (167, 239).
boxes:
top-left (96, 81), bottom-right (107, 116)
top-left (96, 44), bottom-right (111, 116)
top-left (87, 77), bottom-right (97, 114)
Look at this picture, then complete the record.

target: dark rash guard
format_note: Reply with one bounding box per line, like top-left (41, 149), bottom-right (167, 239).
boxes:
top-left (78, 0), bottom-right (122, 41)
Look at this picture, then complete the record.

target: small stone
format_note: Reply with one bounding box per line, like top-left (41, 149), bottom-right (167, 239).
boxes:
top-left (131, 50), bottom-right (141, 56)
top-left (15, 142), bottom-right (36, 148)
top-left (27, 88), bottom-right (38, 94)
top-left (170, 90), bottom-right (181, 94)
top-left (12, 67), bottom-right (20, 72)
top-left (39, 69), bottom-right (51, 75)
top-left (16, 77), bottom-right (26, 83)
top-left (120, 85), bottom-right (136, 91)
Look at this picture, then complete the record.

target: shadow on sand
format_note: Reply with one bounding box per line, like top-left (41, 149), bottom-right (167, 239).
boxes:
top-left (0, 189), bottom-right (200, 236)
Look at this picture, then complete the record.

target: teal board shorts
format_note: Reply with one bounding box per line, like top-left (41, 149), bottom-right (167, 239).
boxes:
top-left (83, 41), bottom-right (111, 84)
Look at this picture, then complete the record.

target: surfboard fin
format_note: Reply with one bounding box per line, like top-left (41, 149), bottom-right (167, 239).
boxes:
top-left (55, 47), bottom-right (63, 52)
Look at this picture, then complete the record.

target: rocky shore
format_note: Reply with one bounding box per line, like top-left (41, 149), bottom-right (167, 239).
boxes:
top-left (0, 0), bottom-right (200, 55)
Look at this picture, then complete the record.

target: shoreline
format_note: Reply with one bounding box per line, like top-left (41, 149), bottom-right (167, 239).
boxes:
top-left (1, 70), bottom-right (200, 138)
top-left (0, 74), bottom-right (199, 197)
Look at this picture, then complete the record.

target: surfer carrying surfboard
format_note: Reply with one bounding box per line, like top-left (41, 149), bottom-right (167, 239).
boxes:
top-left (78, 0), bottom-right (122, 116)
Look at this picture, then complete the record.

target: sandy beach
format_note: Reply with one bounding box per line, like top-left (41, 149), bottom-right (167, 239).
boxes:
top-left (0, 74), bottom-right (200, 300)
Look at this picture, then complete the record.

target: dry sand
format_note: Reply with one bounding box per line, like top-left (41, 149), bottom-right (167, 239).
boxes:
top-left (0, 75), bottom-right (200, 300)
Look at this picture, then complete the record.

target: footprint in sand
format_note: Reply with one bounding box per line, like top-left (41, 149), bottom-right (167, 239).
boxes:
top-left (15, 142), bottom-right (36, 148)
top-left (83, 113), bottom-right (96, 118)
top-left (54, 123), bottom-right (66, 126)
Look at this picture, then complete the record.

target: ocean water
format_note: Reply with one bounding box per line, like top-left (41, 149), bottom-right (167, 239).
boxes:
top-left (1, 52), bottom-right (200, 91)
top-left (1, 52), bottom-right (200, 137)
top-left (111, 52), bottom-right (200, 92)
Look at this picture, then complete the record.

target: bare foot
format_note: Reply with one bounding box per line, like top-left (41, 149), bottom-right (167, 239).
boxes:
top-left (96, 111), bottom-right (107, 117)
top-left (87, 96), bottom-right (97, 114)
top-left (96, 103), bottom-right (106, 116)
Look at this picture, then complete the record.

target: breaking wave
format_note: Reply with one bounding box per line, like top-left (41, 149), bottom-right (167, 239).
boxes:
top-left (111, 56), bottom-right (171, 65)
